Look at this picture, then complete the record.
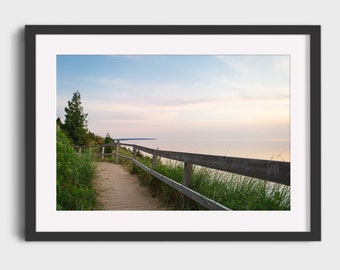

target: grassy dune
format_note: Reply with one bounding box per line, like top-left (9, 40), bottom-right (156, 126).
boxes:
top-left (56, 130), bottom-right (98, 210)
top-left (112, 146), bottom-right (290, 210)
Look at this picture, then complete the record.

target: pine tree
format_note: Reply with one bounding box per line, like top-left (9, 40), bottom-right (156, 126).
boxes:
top-left (56, 117), bottom-right (63, 130)
top-left (63, 91), bottom-right (88, 145)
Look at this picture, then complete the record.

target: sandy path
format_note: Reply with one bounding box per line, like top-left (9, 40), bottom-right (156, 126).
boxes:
top-left (94, 162), bottom-right (165, 210)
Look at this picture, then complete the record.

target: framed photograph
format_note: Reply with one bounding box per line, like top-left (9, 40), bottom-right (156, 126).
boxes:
top-left (25, 25), bottom-right (321, 241)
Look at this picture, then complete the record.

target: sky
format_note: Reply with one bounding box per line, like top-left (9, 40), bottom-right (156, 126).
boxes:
top-left (57, 55), bottom-right (289, 146)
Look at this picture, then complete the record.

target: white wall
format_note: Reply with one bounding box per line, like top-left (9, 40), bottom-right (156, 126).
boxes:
top-left (1, 0), bottom-right (337, 269)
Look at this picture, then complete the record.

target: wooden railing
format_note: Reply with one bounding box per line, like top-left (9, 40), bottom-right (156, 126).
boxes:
top-left (78, 141), bottom-right (290, 210)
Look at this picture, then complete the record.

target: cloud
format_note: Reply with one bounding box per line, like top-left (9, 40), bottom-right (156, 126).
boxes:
top-left (274, 56), bottom-right (290, 77)
top-left (57, 55), bottom-right (290, 141)
top-left (215, 55), bottom-right (289, 85)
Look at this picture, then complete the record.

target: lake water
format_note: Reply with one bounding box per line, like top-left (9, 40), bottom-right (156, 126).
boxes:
top-left (128, 137), bottom-right (290, 162)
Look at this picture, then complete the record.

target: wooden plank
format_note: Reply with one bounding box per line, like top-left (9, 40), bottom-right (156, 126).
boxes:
top-left (134, 145), bottom-right (155, 155)
top-left (116, 154), bottom-right (133, 161)
top-left (99, 143), bottom-right (116, 147)
top-left (134, 145), bottom-right (290, 185)
top-left (132, 159), bottom-right (231, 210)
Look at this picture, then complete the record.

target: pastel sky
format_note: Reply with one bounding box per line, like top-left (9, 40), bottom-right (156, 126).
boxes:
top-left (57, 55), bottom-right (289, 141)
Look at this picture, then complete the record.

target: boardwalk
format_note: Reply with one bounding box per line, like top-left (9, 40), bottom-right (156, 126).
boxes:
top-left (95, 162), bottom-right (165, 210)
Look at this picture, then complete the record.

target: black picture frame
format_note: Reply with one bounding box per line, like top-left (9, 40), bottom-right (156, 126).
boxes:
top-left (25, 25), bottom-right (321, 241)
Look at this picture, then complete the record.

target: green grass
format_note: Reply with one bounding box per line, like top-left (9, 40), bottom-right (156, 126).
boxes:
top-left (57, 130), bottom-right (98, 210)
top-left (190, 165), bottom-right (290, 210)
top-left (148, 161), bottom-right (290, 210)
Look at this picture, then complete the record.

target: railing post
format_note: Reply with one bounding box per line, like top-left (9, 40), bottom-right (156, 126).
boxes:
top-left (152, 154), bottom-right (158, 170)
top-left (101, 146), bottom-right (105, 160)
top-left (133, 146), bottom-right (137, 160)
top-left (112, 147), bottom-right (115, 158)
top-left (181, 162), bottom-right (193, 209)
top-left (183, 162), bottom-right (193, 187)
top-left (115, 140), bottom-right (120, 163)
